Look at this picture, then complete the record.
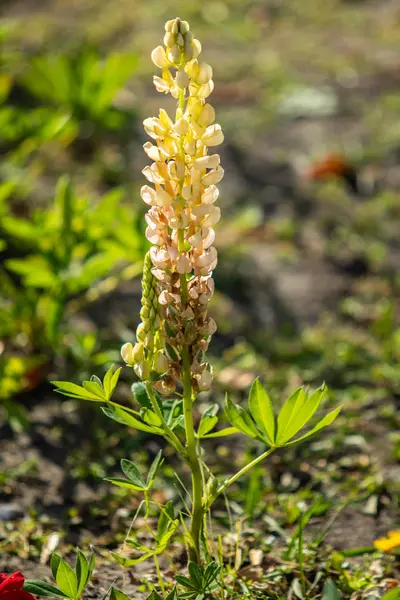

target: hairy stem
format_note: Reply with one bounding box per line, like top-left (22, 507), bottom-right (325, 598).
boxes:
top-left (145, 382), bottom-right (187, 458)
top-left (182, 345), bottom-right (204, 564)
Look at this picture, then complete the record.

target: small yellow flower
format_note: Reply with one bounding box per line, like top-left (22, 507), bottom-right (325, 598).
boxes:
top-left (374, 530), bottom-right (400, 553)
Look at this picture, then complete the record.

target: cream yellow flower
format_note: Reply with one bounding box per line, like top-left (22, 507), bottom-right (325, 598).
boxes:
top-left (123, 17), bottom-right (224, 394)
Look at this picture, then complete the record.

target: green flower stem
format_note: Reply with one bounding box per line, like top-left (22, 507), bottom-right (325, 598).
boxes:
top-left (210, 447), bottom-right (276, 507)
top-left (144, 491), bottom-right (165, 595)
top-left (144, 382), bottom-right (187, 458)
top-left (182, 345), bottom-right (204, 565)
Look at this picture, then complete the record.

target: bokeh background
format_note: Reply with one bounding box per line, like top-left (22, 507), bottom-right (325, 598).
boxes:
top-left (0, 0), bottom-right (399, 595)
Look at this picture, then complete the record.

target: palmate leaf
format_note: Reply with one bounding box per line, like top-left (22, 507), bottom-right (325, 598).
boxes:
top-left (121, 459), bottom-right (147, 488)
top-left (227, 379), bottom-right (340, 449)
top-left (276, 384), bottom-right (326, 445)
top-left (283, 407), bottom-right (341, 446)
top-left (52, 381), bottom-right (102, 402)
top-left (52, 366), bottom-right (121, 403)
top-left (102, 404), bottom-right (163, 435)
top-left (224, 395), bottom-right (260, 439)
top-left (248, 379), bottom-right (275, 445)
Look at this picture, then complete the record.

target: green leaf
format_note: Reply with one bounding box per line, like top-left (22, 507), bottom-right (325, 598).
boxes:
top-left (224, 395), bottom-right (259, 439)
top-left (101, 405), bottom-right (163, 434)
top-left (105, 477), bottom-right (145, 490)
top-left (82, 380), bottom-right (105, 400)
top-left (121, 459), bottom-right (147, 488)
top-left (380, 589), bottom-right (400, 600)
top-left (52, 381), bottom-right (102, 402)
top-left (107, 367), bottom-right (121, 400)
top-left (284, 407), bottom-right (341, 446)
top-left (157, 501), bottom-right (175, 540)
top-left (322, 578), bottom-right (343, 600)
top-left (175, 576), bottom-right (196, 589)
top-left (103, 366), bottom-right (114, 399)
top-left (132, 382), bottom-right (152, 409)
top-left (110, 588), bottom-right (133, 600)
top-left (23, 581), bottom-right (68, 598)
top-left (248, 379), bottom-right (275, 445)
top-left (87, 552), bottom-right (95, 581)
top-left (1, 215), bottom-right (39, 241)
top-left (146, 592), bottom-right (163, 600)
top-left (147, 450), bottom-right (163, 487)
top-left (141, 408), bottom-right (162, 427)
top-left (51, 552), bottom-right (62, 579)
top-left (198, 416), bottom-right (218, 437)
top-left (56, 560), bottom-right (78, 600)
top-left (75, 550), bottom-right (89, 597)
top-left (156, 520), bottom-right (179, 553)
top-left (202, 426), bottom-right (240, 438)
top-left (188, 562), bottom-right (203, 589)
top-left (276, 387), bottom-right (304, 444)
top-left (6, 257), bottom-right (56, 288)
top-left (277, 385), bottom-right (326, 444)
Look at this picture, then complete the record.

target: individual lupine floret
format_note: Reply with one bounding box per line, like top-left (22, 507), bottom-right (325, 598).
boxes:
top-left (121, 252), bottom-right (168, 380)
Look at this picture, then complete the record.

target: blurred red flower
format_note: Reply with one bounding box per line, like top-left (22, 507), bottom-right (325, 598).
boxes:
top-left (0, 572), bottom-right (36, 600)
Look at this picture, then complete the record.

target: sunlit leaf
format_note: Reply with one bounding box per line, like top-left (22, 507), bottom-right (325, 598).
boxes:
top-left (198, 416), bottom-right (218, 437)
top-left (224, 395), bottom-right (259, 439)
top-left (52, 381), bottom-right (102, 402)
top-left (283, 407), bottom-right (341, 446)
top-left (248, 378), bottom-right (275, 445)
top-left (277, 385), bottom-right (326, 445)
top-left (101, 405), bottom-right (163, 434)
top-left (56, 560), bottom-right (78, 600)
top-left (202, 426), bottom-right (240, 438)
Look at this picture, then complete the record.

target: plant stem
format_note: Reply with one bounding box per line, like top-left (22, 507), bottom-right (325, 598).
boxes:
top-left (145, 382), bottom-right (187, 458)
top-left (211, 447), bottom-right (276, 505)
top-left (145, 492), bottom-right (165, 595)
top-left (182, 345), bottom-right (204, 565)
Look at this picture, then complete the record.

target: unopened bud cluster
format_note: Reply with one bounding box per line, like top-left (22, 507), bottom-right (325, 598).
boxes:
top-left (122, 18), bottom-right (223, 394)
top-left (121, 252), bottom-right (168, 381)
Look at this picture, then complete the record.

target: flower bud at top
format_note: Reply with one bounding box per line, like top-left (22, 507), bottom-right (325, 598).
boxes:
top-left (179, 20), bottom-right (190, 34)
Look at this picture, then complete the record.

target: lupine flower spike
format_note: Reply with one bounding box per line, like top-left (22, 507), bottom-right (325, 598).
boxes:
top-left (121, 17), bottom-right (223, 395)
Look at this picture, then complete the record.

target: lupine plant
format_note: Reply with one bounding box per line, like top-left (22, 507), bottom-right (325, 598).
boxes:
top-left (53, 17), bottom-right (341, 579)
